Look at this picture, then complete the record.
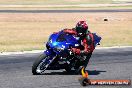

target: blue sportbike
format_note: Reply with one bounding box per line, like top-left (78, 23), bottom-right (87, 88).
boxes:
top-left (32, 30), bottom-right (101, 75)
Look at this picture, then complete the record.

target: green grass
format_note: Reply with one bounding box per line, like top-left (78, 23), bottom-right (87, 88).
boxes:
top-left (34, 5), bottom-right (132, 10)
top-left (0, 4), bottom-right (131, 10)
top-left (0, 0), bottom-right (117, 5)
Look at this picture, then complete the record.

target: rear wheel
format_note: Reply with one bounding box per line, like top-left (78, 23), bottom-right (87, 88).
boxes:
top-left (65, 66), bottom-right (72, 73)
top-left (65, 58), bottom-right (77, 73)
top-left (70, 53), bottom-right (92, 74)
top-left (83, 52), bottom-right (92, 68)
top-left (32, 54), bottom-right (50, 75)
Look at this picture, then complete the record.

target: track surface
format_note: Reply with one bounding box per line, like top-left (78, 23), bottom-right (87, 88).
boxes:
top-left (0, 47), bottom-right (132, 88)
top-left (0, 9), bottom-right (132, 13)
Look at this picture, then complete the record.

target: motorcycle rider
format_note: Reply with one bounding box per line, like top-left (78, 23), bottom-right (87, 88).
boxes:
top-left (63, 21), bottom-right (95, 72)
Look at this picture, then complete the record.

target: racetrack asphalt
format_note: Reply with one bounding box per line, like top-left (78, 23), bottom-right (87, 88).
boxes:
top-left (0, 9), bottom-right (132, 13)
top-left (0, 47), bottom-right (132, 88)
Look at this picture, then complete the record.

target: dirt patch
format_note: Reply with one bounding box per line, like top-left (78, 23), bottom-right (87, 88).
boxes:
top-left (0, 12), bottom-right (132, 51)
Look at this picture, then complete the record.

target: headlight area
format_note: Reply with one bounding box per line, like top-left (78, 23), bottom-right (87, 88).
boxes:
top-left (54, 47), bottom-right (64, 52)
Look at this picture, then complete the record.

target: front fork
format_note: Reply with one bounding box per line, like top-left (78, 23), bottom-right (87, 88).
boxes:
top-left (43, 49), bottom-right (57, 68)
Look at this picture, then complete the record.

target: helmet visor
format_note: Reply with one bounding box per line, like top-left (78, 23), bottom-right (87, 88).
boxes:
top-left (76, 27), bottom-right (86, 35)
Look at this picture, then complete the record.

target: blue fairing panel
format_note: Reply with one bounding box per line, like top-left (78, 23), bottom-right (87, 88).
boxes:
top-left (93, 33), bottom-right (101, 46)
top-left (44, 49), bottom-right (55, 56)
top-left (47, 31), bottom-right (79, 49)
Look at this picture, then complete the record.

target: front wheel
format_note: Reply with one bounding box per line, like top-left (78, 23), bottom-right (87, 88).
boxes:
top-left (32, 54), bottom-right (50, 75)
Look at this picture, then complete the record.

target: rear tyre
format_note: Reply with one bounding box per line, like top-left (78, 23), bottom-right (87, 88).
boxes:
top-left (32, 54), bottom-right (48, 75)
top-left (83, 52), bottom-right (92, 68)
top-left (76, 52), bottom-right (92, 74)
top-left (65, 66), bottom-right (72, 73)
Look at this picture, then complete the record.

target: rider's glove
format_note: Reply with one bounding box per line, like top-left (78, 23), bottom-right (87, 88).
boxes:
top-left (71, 48), bottom-right (80, 55)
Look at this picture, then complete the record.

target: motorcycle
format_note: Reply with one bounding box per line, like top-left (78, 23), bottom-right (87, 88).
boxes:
top-left (32, 30), bottom-right (101, 75)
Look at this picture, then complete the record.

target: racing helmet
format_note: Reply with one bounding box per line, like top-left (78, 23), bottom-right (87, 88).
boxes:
top-left (75, 21), bottom-right (88, 36)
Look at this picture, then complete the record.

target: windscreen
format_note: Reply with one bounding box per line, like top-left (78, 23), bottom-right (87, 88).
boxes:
top-left (56, 33), bottom-right (67, 42)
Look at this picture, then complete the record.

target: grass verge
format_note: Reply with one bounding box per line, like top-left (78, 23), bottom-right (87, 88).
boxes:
top-left (0, 0), bottom-right (114, 5)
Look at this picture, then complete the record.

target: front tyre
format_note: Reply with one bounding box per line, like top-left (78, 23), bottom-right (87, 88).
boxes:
top-left (32, 54), bottom-right (49, 75)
